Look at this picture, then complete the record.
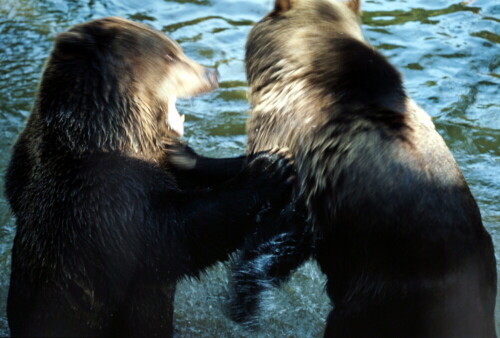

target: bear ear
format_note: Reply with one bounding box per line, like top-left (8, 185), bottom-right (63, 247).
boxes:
top-left (54, 31), bottom-right (92, 59)
top-left (345, 0), bottom-right (361, 15)
top-left (274, 0), bottom-right (296, 13)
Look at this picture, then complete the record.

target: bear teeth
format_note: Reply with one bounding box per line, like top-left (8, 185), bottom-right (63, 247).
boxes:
top-left (167, 96), bottom-right (184, 137)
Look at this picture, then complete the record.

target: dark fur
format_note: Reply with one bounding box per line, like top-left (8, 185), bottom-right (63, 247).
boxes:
top-left (229, 1), bottom-right (497, 336)
top-left (5, 17), bottom-right (294, 337)
top-left (228, 203), bottom-right (312, 325)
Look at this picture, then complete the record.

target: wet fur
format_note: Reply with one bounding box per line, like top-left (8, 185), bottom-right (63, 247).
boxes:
top-left (229, 1), bottom-right (497, 336)
top-left (5, 17), bottom-right (293, 337)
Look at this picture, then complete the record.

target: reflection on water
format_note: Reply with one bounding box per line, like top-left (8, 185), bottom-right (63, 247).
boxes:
top-left (0, 0), bottom-right (498, 336)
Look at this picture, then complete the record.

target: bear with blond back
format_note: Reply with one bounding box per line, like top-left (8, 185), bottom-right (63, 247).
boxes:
top-left (229, 1), bottom-right (497, 336)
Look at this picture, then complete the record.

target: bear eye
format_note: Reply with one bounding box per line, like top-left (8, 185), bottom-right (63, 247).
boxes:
top-left (164, 53), bottom-right (177, 62)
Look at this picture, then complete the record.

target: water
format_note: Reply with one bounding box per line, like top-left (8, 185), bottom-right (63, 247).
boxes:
top-left (0, 0), bottom-right (498, 336)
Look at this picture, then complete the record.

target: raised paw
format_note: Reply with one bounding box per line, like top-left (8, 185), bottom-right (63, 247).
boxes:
top-left (164, 142), bottom-right (199, 170)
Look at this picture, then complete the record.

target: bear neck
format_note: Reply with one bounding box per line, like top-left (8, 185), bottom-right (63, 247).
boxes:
top-left (36, 78), bottom-right (165, 163)
top-left (248, 36), bottom-right (407, 120)
top-left (246, 35), bottom-right (409, 156)
top-left (247, 19), bottom-right (408, 115)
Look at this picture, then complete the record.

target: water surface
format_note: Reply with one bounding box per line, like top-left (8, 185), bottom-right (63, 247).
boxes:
top-left (0, 0), bottom-right (499, 336)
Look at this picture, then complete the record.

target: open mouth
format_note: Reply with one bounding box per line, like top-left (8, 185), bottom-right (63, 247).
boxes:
top-left (165, 69), bottom-right (218, 138)
top-left (167, 96), bottom-right (185, 137)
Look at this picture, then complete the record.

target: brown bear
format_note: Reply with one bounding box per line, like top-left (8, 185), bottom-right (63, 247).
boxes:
top-left (4, 17), bottom-right (295, 337)
top-left (229, 0), bottom-right (497, 337)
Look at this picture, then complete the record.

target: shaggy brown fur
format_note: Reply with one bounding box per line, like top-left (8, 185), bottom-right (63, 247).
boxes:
top-left (5, 17), bottom-right (294, 337)
top-left (230, 1), bottom-right (497, 336)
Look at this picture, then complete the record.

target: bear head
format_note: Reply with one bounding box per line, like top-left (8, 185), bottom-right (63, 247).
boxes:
top-left (245, 0), bottom-right (404, 113)
top-left (37, 17), bottom-right (217, 158)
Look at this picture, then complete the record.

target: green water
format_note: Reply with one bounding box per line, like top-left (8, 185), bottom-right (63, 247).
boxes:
top-left (0, 0), bottom-right (498, 336)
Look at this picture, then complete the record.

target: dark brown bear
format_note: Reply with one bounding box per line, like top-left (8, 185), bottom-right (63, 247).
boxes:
top-left (5, 17), bottom-right (295, 337)
top-left (230, 0), bottom-right (497, 337)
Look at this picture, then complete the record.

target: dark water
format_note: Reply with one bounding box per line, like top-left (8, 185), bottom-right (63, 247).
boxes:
top-left (0, 0), bottom-right (498, 336)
